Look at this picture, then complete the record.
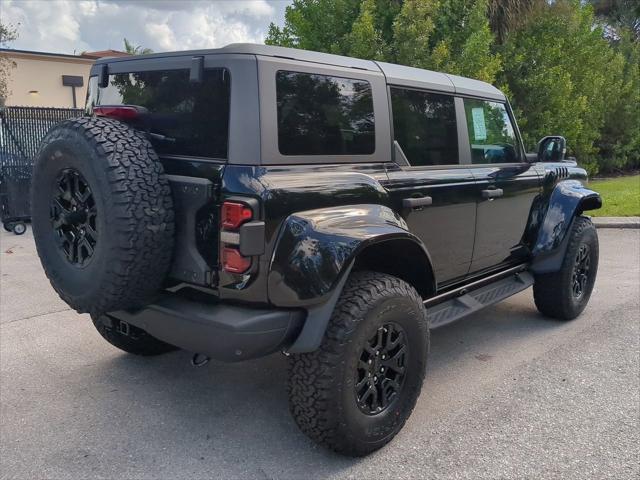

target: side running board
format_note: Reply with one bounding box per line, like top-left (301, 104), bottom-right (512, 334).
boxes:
top-left (427, 271), bottom-right (534, 329)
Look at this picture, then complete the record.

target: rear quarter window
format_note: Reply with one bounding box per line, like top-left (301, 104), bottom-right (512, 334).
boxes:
top-left (86, 68), bottom-right (230, 159)
top-left (276, 71), bottom-right (375, 156)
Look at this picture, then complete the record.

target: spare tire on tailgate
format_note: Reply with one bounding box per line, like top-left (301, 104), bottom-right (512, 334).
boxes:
top-left (32, 116), bottom-right (174, 315)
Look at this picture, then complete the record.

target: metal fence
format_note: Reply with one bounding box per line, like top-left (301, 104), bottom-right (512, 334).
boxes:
top-left (0, 106), bottom-right (84, 226)
top-left (0, 106), bottom-right (84, 166)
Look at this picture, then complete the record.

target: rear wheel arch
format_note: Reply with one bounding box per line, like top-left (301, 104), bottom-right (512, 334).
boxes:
top-left (352, 238), bottom-right (436, 299)
top-left (285, 235), bottom-right (435, 354)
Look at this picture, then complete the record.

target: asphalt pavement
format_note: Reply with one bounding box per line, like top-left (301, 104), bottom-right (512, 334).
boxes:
top-left (1, 227), bottom-right (638, 479)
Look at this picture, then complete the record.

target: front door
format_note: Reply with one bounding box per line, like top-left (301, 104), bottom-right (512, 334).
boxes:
top-left (459, 98), bottom-right (542, 273)
top-left (382, 87), bottom-right (477, 285)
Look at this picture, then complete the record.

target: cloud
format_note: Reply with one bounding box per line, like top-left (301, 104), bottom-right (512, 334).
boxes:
top-left (144, 22), bottom-right (177, 51)
top-left (119, 0), bottom-right (276, 18)
top-left (1, 0), bottom-right (288, 54)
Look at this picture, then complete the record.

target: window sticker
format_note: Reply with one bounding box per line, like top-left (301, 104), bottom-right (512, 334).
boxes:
top-left (471, 107), bottom-right (487, 141)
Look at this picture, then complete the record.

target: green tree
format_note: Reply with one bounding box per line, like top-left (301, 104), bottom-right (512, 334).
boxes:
top-left (588, 0), bottom-right (640, 40)
top-left (123, 38), bottom-right (153, 55)
top-left (595, 28), bottom-right (640, 172)
top-left (392, 0), bottom-right (440, 68)
top-left (428, 0), bottom-right (501, 82)
top-left (347, 0), bottom-right (386, 60)
top-left (0, 22), bottom-right (19, 105)
top-left (265, 0), bottom-right (362, 54)
top-left (585, 1), bottom-right (640, 172)
top-left (500, 1), bottom-right (625, 173)
top-left (487, 0), bottom-right (544, 44)
top-left (266, 0), bottom-right (500, 82)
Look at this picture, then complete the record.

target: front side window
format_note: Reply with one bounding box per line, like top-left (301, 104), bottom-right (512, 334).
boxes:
top-left (463, 99), bottom-right (520, 164)
top-left (276, 71), bottom-right (375, 156)
top-left (391, 88), bottom-right (458, 166)
top-left (87, 68), bottom-right (230, 158)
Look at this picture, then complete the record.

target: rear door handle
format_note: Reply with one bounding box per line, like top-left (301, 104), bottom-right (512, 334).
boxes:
top-left (402, 196), bottom-right (433, 209)
top-left (481, 188), bottom-right (504, 199)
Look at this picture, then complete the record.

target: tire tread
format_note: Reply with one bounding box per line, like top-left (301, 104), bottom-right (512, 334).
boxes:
top-left (33, 117), bottom-right (174, 315)
top-left (533, 216), bottom-right (598, 320)
top-left (288, 271), bottom-right (428, 456)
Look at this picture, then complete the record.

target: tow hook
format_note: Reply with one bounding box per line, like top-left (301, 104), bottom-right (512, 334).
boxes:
top-left (191, 353), bottom-right (210, 367)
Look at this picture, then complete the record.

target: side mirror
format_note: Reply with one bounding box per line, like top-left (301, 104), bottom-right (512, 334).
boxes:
top-left (537, 136), bottom-right (566, 162)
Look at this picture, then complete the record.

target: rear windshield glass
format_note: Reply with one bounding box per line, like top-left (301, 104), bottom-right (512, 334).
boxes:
top-left (276, 71), bottom-right (375, 156)
top-left (86, 68), bottom-right (230, 159)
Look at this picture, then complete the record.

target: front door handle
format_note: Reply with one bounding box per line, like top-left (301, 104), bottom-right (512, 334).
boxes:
top-left (402, 196), bottom-right (433, 209)
top-left (481, 188), bottom-right (504, 199)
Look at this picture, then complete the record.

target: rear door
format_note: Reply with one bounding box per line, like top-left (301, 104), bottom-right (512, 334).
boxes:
top-left (460, 98), bottom-right (541, 273)
top-left (382, 87), bottom-right (477, 285)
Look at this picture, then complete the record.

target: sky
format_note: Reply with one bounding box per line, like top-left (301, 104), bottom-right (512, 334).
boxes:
top-left (1, 0), bottom-right (291, 55)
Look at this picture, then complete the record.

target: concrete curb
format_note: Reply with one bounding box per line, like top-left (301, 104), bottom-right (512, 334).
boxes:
top-left (592, 217), bottom-right (640, 229)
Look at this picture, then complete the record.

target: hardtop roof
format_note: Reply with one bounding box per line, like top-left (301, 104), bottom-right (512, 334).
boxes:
top-left (92, 43), bottom-right (506, 101)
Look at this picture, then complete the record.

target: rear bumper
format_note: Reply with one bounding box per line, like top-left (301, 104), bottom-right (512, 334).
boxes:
top-left (107, 293), bottom-right (305, 362)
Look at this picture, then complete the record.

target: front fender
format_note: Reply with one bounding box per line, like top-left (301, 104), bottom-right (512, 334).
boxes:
top-left (531, 180), bottom-right (601, 273)
top-left (267, 204), bottom-right (429, 307)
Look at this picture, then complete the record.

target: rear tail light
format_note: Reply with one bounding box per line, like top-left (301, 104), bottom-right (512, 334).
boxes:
top-left (221, 201), bottom-right (253, 230)
top-left (222, 247), bottom-right (251, 274)
top-left (93, 105), bottom-right (141, 121)
top-left (221, 200), bottom-right (255, 274)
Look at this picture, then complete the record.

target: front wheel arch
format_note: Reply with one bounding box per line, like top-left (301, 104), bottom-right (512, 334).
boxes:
top-left (577, 193), bottom-right (602, 214)
top-left (531, 181), bottom-right (602, 274)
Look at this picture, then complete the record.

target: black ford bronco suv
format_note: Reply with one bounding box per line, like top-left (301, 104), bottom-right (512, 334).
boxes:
top-left (32, 44), bottom-right (602, 456)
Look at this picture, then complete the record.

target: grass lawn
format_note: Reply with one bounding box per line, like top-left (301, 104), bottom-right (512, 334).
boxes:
top-left (589, 174), bottom-right (640, 217)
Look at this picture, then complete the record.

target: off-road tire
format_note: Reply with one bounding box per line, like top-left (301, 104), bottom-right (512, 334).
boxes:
top-left (91, 314), bottom-right (177, 356)
top-left (533, 216), bottom-right (598, 320)
top-left (288, 271), bottom-right (429, 456)
top-left (32, 116), bottom-right (174, 315)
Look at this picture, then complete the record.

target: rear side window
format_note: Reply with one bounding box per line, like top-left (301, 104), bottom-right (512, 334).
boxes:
top-left (391, 88), bottom-right (458, 166)
top-left (87, 68), bottom-right (230, 158)
top-left (276, 71), bottom-right (375, 156)
top-left (463, 99), bottom-right (520, 164)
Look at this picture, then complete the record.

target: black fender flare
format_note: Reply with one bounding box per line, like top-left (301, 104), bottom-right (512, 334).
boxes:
top-left (530, 180), bottom-right (601, 274)
top-left (267, 204), bottom-right (435, 353)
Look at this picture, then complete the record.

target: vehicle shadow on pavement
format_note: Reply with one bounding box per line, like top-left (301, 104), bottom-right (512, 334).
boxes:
top-left (82, 291), bottom-right (564, 477)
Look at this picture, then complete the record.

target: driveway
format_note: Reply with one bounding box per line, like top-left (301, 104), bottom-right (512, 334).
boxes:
top-left (1, 228), bottom-right (638, 479)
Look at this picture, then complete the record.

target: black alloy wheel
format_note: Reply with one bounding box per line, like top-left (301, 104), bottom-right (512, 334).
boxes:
top-left (32, 117), bottom-right (174, 315)
top-left (533, 216), bottom-right (599, 320)
top-left (288, 271), bottom-right (429, 456)
top-left (572, 244), bottom-right (591, 299)
top-left (355, 322), bottom-right (408, 415)
top-left (50, 168), bottom-right (97, 267)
